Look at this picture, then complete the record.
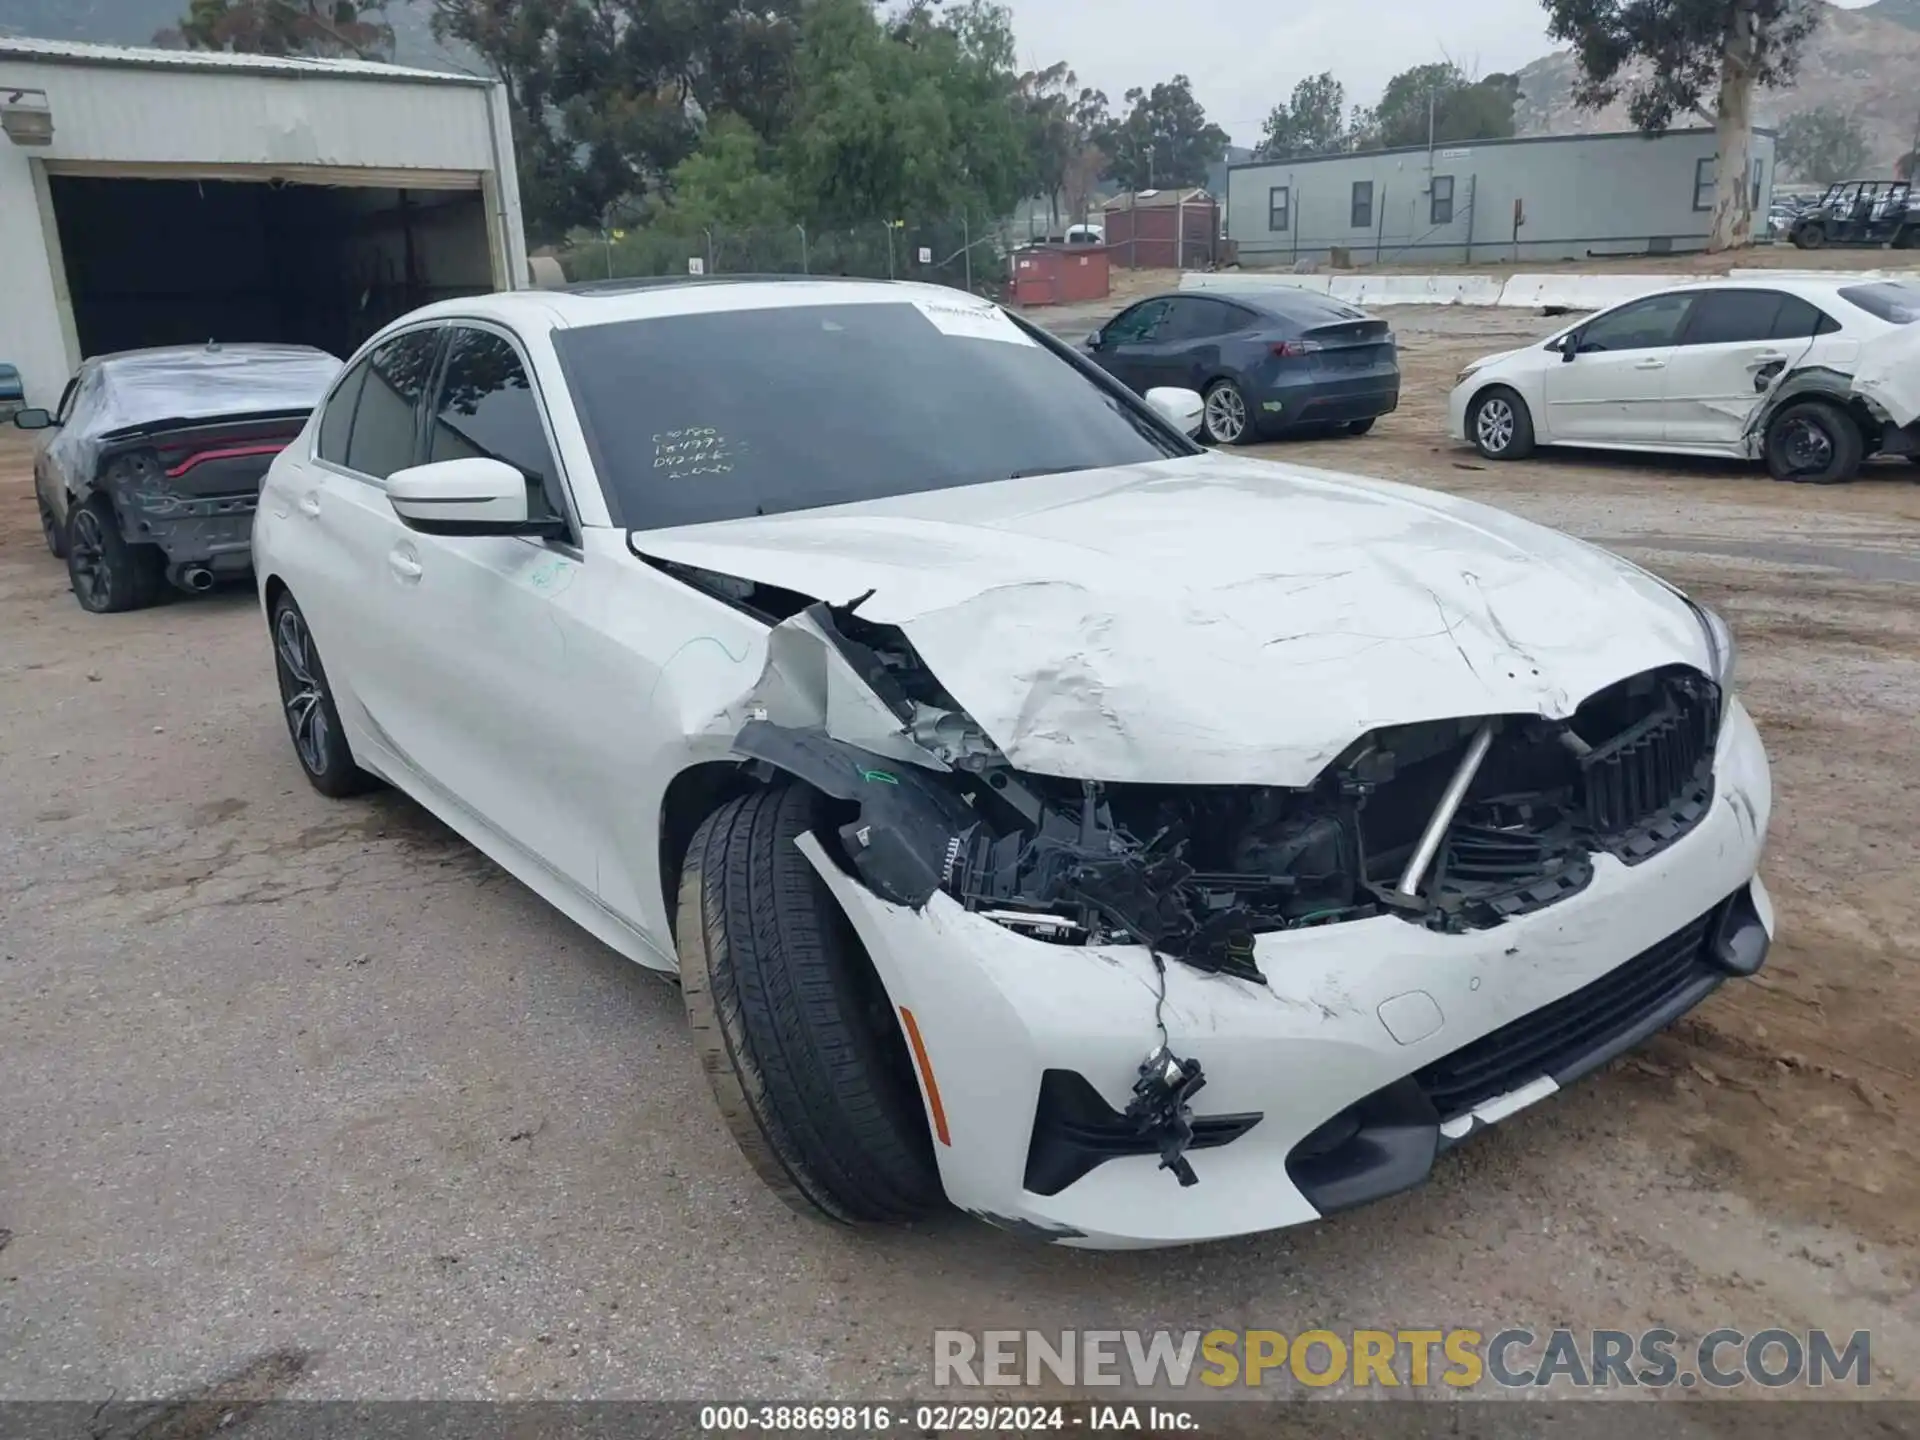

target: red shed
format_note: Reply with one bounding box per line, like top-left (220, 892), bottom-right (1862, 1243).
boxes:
top-left (1007, 243), bottom-right (1111, 307)
top-left (1101, 188), bottom-right (1220, 269)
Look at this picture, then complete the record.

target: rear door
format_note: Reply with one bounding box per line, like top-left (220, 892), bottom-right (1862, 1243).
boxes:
top-left (1541, 292), bottom-right (1694, 444)
top-left (1663, 289), bottom-right (1835, 447)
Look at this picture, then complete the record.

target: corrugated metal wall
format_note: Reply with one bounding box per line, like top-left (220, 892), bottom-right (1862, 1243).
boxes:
top-left (1225, 129), bottom-right (1777, 267)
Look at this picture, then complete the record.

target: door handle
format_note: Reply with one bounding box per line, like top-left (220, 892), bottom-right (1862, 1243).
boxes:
top-left (1746, 351), bottom-right (1788, 366)
top-left (387, 549), bottom-right (423, 582)
top-left (297, 492), bottom-right (321, 517)
top-left (1634, 359), bottom-right (1666, 370)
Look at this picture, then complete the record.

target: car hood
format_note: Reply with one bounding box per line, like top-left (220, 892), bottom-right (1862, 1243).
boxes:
top-left (1461, 345), bottom-right (1531, 378)
top-left (631, 454), bottom-right (1712, 786)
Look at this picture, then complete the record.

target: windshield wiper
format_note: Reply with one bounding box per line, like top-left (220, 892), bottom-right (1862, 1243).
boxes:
top-left (1008, 465), bottom-right (1083, 480)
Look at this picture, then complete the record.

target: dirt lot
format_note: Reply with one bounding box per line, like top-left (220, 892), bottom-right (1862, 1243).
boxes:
top-left (2, 309), bottom-right (1917, 1406)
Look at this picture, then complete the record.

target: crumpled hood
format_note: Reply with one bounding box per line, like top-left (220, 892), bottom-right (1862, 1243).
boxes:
top-left (632, 454), bottom-right (1712, 786)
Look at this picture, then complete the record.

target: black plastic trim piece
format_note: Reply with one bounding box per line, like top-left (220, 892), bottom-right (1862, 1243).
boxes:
top-left (1023, 1069), bottom-right (1262, 1197)
top-left (1284, 1077), bottom-right (1440, 1216)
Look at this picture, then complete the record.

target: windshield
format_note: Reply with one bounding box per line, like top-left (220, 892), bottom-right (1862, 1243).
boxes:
top-left (1840, 282), bottom-right (1920, 325)
top-left (553, 298), bottom-right (1194, 530)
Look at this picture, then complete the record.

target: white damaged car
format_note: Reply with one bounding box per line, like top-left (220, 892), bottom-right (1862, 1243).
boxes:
top-left (253, 278), bottom-right (1773, 1249)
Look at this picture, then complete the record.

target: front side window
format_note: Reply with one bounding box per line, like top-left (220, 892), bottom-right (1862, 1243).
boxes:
top-left (1351, 180), bottom-right (1374, 229)
top-left (1269, 186), bottom-right (1290, 232)
top-left (1104, 298), bottom-right (1172, 345)
top-left (344, 329), bottom-right (439, 480)
top-left (428, 327), bottom-right (565, 524)
top-left (1431, 175), bottom-right (1455, 226)
top-left (555, 301), bottom-right (1193, 531)
top-left (1694, 157), bottom-right (1715, 212)
top-left (1577, 293), bottom-right (1695, 352)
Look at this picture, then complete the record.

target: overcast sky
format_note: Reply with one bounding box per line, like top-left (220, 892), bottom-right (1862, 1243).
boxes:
top-left (999, 0), bottom-right (1879, 148)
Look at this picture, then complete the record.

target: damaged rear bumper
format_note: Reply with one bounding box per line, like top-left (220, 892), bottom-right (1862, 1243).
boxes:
top-left (802, 699), bottom-right (1772, 1249)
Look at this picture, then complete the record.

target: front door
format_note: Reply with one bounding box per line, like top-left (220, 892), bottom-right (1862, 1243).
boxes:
top-left (1090, 298), bottom-right (1174, 391)
top-left (1540, 292), bottom-right (1695, 444)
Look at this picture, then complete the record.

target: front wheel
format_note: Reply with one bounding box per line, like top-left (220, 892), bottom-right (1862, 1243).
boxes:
top-left (39, 494), bottom-right (66, 559)
top-left (1200, 379), bottom-right (1251, 446)
top-left (1469, 386), bottom-right (1536, 460)
top-left (677, 784), bottom-right (945, 1224)
top-left (1766, 402), bottom-right (1863, 485)
top-left (1792, 222), bottom-right (1826, 251)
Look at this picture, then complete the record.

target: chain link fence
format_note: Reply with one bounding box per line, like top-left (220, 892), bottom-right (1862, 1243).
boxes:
top-left (562, 215), bottom-right (1011, 298)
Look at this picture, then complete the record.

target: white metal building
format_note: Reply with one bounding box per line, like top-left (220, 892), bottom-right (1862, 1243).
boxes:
top-left (1225, 128), bottom-right (1777, 268)
top-left (0, 38), bottom-right (527, 408)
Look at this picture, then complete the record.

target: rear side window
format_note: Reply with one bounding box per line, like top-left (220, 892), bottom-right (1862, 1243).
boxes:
top-left (1770, 294), bottom-right (1840, 339)
top-left (1162, 299), bottom-right (1240, 342)
top-left (427, 327), bottom-right (565, 524)
top-left (316, 359), bottom-right (368, 464)
top-left (1840, 282), bottom-right (1920, 325)
top-left (1682, 290), bottom-right (1788, 345)
top-left (345, 329), bottom-right (438, 480)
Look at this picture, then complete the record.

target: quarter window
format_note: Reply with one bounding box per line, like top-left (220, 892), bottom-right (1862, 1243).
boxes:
top-left (1430, 175), bottom-right (1455, 226)
top-left (316, 359), bottom-right (369, 465)
top-left (428, 327), bottom-right (565, 524)
top-left (344, 329), bottom-right (439, 480)
top-left (1268, 185), bottom-right (1290, 232)
top-left (1351, 180), bottom-right (1373, 229)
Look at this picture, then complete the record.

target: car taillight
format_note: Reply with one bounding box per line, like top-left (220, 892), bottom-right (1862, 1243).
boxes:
top-left (1271, 340), bottom-right (1324, 357)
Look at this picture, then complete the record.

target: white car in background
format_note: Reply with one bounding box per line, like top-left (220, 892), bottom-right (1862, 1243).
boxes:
top-left (1450, 277), bottom-right (1920, 483)
top-left (252, 277), bottom-right (1772, 1249)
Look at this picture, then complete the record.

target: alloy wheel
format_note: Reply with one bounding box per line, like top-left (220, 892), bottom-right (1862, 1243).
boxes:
top-left (1476, 397), bottom-right (1515, 454)
top-left (68, 508), bottom-right (113, 610)
top-left (1205, 385), bottom-right (1246, 444)
top-left (274, 608), bottom-right (332, 777)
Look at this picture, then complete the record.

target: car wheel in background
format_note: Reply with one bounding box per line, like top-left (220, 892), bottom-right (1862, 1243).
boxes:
top-left (1200, 379), bottom-right (1251, 446)
top-left (1346, 417), bottom-right (1377, 437)
top-left (678, 783), bottom-right (945, 1225)
top-left (65, 495), bottom-right (163, 613)
top-left (1766, 402), bottom-right (1862, 484)
top-left (39, 497), bottom-right (66, 559)
top-left (270, 593), bottom-right (380, 798)
top-left (1791, 222), bottom-right (1826, 250)
top-left (1469, 387), bottom-right (1535, 461)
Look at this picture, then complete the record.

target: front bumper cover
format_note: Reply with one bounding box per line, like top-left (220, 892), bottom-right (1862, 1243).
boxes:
top-left (801, 698), bottom-right (1772, 1249)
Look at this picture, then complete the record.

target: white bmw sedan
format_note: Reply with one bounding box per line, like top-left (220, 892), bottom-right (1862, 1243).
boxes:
top-left (255, 278), bottom-right (1773, 1248)
top-left (1449, 276), bottom-right (1920, 482)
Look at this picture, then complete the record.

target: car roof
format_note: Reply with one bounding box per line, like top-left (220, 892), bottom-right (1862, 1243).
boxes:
top-left (392, 276), bottom-right (994, 333)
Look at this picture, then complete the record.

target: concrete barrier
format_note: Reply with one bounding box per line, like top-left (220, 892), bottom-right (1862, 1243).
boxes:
top-left (1176, 263), bottom-right (1913, 311)
top-left (1179, 271), bottom-right (1333, 295)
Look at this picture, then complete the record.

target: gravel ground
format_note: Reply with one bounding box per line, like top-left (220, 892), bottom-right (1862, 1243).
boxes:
top-left (2, 307), bottom-right (1917, 1406)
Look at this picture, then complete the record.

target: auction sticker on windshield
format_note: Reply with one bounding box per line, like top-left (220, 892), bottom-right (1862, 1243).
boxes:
top-left (913, 297), bottom-right (1034, 346)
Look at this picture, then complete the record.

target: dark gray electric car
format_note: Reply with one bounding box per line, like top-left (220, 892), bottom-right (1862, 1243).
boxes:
top-left (1083, 290), bottom-right (1400, 446)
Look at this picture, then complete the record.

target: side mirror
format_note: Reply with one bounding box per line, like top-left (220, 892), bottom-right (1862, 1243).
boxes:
top-left (1145, 385), bottom-right (1204, 438)
top-left (1560, 338), bottom-right (1580, 363)
top-left (12, 407), bottom-right (53, 430)
top-left (387, 457), bottom-right (538, 536)
top-left (1085, 329), bottom-right (1104, 350)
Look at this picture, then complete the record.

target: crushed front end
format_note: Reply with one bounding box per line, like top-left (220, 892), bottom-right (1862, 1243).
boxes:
top-left (702, 589), bottom-right (1774, 1247)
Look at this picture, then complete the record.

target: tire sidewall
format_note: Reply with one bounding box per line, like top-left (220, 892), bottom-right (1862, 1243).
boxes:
top-left (1470, 387), bottom-right (1529, 460)
top-left (1767, 403), bottom-right (1861, 484)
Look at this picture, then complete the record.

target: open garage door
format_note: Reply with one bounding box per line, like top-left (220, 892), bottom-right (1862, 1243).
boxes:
top-left (44, 167), bottom-right (497, 365)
